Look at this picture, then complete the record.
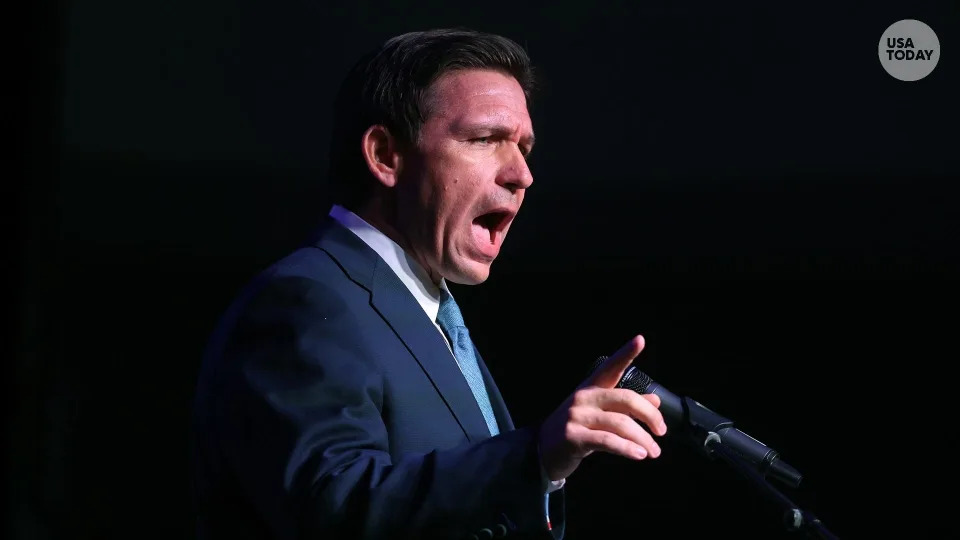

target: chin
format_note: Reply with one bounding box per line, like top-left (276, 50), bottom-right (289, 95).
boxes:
top-left (444, 260), bottom-right (492, 285)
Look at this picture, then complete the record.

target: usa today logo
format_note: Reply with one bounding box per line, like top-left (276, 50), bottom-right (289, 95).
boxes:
top-left (879, 19), bottom-right (940, 81)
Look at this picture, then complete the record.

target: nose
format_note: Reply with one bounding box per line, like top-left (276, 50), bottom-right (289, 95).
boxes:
top-left (496, 145), bottom-right (534, 193)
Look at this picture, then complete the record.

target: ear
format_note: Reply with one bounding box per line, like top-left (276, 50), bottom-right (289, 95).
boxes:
top-left (360, 125), bottom-right (403, 188)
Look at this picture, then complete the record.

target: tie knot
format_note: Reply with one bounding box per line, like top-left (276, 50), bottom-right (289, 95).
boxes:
top-left (436, 289), bottom-right (466, 331)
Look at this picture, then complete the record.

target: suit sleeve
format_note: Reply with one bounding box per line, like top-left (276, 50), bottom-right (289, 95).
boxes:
top-left (210, 276), bottom-right (563, 540)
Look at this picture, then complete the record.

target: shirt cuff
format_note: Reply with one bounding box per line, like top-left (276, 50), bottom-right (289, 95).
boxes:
top-left (546, 477), bottom-right (565, 494)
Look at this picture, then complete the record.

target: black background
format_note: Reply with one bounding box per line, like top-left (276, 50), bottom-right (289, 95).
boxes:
top-left (14, 1), bottom-right (959, 538)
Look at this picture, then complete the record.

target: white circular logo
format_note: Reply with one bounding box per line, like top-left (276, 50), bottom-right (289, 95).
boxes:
top-left (879, 19), bottom-right (940, 81)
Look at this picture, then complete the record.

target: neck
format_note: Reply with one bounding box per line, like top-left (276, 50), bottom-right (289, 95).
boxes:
top-left (353, 199), bottom-right (444, 286)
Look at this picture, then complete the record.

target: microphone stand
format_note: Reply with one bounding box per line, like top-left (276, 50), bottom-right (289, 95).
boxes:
top-left (589, 357), bottom-right (839, 537)
top-left (699, 433), bottom-right (839, 539)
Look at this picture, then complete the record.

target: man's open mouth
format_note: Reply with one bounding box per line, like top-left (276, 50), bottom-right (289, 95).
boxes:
top-left (472, 210), bottom-right (514, 243)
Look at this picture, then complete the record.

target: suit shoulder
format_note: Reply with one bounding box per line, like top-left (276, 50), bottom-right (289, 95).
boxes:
top-left (246, 245), bottom-right (365, 307)
top-left (202, 246), bottom-right (368, 357)
top-left (264, 244), bottom-right (355, 285)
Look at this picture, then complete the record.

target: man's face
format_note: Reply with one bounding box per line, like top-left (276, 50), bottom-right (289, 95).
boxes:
top-left (396, 68), bottom-right (535, 285)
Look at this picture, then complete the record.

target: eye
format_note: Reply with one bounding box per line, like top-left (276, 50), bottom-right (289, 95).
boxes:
top-left (471, 136), bottom-right (492, 144)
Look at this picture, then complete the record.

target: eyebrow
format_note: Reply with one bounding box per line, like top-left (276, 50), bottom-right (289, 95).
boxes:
top-left (464, 122), bottom-right (536, 152)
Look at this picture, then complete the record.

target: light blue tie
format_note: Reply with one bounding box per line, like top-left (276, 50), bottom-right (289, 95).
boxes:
top-left (436, 290), bottom-right (500, 436)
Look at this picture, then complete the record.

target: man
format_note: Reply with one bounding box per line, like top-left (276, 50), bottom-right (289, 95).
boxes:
top-left (191, 28), bottom-right (667, 540)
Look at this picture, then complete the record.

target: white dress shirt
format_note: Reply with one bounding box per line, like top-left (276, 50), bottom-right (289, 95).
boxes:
top-left (328, 205), bottom-right (566, 507)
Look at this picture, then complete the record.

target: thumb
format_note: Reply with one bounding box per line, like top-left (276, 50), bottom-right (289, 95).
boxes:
top-left (583, 334), bottom-right (645, 389)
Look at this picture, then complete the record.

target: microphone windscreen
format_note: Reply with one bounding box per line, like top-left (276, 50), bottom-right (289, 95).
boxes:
top-left (619, 367), bottom-right (654, 394)
top-left (589, 356), bottom-right (654, 394)
top-left (589, 356), bottom-right (607, 375)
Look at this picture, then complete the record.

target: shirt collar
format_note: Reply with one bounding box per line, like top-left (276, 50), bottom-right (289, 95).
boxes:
top-left (328, 204), bottom-right (449, 322)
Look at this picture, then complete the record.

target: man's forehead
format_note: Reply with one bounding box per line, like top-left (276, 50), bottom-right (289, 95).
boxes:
top-left (426, 69), bottom-right (531, 126)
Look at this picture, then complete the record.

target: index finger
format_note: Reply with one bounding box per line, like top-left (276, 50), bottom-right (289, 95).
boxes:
top-left (582, 334), bottom-right (645, 389)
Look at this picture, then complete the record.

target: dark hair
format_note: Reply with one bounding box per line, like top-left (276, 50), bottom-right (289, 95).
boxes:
top-left (326, 28), bottom-right (537, 211)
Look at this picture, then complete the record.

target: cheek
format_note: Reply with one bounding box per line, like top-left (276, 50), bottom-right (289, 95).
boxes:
top-left (422, 148), bottom-right (486, 235)
top-left (429, 159), bottom-right (474, 212)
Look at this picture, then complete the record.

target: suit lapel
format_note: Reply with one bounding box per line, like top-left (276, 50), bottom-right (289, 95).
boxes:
top-left (313, 217), bottom-right (492, 442)
top-left (369, 259), bottom-right (492, 441)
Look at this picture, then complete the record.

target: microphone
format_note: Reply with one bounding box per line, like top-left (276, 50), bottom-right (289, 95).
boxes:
top-left (591, 356), bottom-right (803, 488)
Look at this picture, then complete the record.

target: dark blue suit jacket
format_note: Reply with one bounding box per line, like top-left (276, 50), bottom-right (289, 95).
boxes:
top-left (192, 216), bottom-right (566, 540)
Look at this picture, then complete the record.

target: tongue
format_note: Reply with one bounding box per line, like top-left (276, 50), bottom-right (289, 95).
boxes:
top-left (473, 218), bottom-right (493, 244)
top-left (473, 219), bottom-right (494, 244)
